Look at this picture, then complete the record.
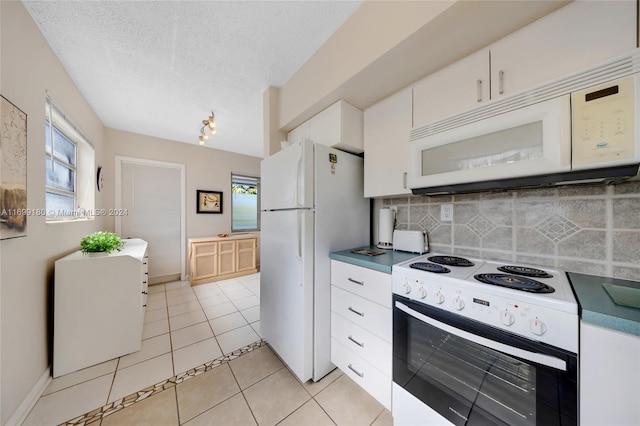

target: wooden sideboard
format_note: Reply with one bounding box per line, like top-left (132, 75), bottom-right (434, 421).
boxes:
top-left (189, 235), bottom-right (258, 285)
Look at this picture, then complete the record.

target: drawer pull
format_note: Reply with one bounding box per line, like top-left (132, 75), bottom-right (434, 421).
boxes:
top-left (348, 306), bottom-right (364, 317)
top-left (348, 364), bottom-right (364, 378)
top-left (347, 277), bottom-right (364, 286)
top-left (348, 335), bottom-right (364, 348)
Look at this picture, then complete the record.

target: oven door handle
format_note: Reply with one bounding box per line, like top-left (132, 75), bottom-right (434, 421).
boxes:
top-left (395, 301), bottom-right (567, 371)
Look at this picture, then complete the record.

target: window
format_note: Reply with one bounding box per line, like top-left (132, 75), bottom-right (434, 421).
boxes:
top-left (45, 97), bottom-right (95, 221)
top-left (231, 173), bottom-right (260, 232)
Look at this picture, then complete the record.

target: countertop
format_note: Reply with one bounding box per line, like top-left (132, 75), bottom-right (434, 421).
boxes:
top-left (329, 246), bottom-right (422, 274)
top-left (568, 272), bottom-right (640, 336)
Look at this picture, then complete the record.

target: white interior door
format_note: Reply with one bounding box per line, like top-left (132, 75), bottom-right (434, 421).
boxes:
top-left (116, 157), bottom-right (185, 282)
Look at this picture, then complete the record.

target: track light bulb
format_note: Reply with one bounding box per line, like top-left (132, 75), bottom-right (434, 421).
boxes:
top-left (211, 128), bottom-right (217, 136)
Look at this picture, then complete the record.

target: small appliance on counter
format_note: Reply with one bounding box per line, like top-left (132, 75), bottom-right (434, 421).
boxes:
top-left (392, 230), bottom-right (428, 254)
top-left (376, 207), bottom-right (395, 249)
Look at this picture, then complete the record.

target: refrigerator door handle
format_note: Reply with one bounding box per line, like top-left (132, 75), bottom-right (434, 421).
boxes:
top-left (297, 210), bottom-right (304, 287)
top-left (297, 210), bottom-right (302, 259)
top-left (295, 146), bottom-right (303, 207)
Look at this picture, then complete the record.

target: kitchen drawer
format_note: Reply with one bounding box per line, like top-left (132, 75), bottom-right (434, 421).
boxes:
top-left (330, 260), bottom-right (391, 308)
top-left (331, 337), bottom-right (391, 410)
top-left (331, 312), bottom-right (391, 376)
top-left (331, 286), bottom-right (391, 342)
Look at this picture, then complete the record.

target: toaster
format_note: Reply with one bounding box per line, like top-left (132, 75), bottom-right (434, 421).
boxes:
top-left (393, 230), bottom-right (428, 254)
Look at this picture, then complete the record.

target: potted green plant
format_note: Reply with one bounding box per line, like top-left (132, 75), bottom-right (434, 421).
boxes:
top-left (80, 231), bottom-right (125, 254)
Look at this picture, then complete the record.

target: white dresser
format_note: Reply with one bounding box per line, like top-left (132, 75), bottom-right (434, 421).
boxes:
top-left (53, 238), bottom-right (149, 377)
top-left (330, 259), bottom-right (392, 409)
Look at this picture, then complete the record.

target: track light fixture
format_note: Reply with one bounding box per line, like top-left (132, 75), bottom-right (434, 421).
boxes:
top-left (198, 111), bottom-right (216, 145)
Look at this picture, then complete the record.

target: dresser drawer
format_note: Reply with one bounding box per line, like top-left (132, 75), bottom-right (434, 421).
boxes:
top-left (331, 337), bottom-right (391, 410)
top-left (331, 312), bottom-right (391, 376)
top-left (330, 260), bottom-right (391, 308)
top-left (331, 286), bottom-right (391, 342)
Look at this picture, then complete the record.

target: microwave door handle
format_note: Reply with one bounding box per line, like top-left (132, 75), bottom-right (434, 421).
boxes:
top-left (395, 301), bottom-right (567, 371)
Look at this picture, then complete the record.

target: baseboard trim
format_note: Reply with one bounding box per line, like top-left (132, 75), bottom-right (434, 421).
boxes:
top-left (6, 367), bottom-right (51, 426)
top-left (149, 273), bottom-right (181, 285)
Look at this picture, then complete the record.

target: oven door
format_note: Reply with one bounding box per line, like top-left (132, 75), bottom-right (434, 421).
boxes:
top-left (392, 295), bottom-right (577, 426)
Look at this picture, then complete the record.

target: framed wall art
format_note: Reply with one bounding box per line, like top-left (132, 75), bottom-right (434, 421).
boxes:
top-left (1, 95), bottom-right (28, 240)
top-left (197, 190), bottom-right (222, 214)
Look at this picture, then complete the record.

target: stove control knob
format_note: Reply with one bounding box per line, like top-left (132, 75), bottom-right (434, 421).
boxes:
top-left (501, 310), bottom-right (515, 326)
top-left (418, 287), bottom-right (427, 299)
top-left (403, 282), bottom-right (412, 295)
top-left (452, 296), bottom-right (465, 311)
top-left (434, 291), bottom-right (445, 304)
top-left (529, 318), bottom-right (547, 336)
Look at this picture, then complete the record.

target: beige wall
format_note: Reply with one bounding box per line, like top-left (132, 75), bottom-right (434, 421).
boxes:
top-left (103, 128), bottom-right (261, 244)
top-left (0, 2), bottom-right (108, 423)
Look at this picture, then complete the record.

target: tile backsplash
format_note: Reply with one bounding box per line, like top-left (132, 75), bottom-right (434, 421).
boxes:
top-left (381, 180), bottom-right (640, 280)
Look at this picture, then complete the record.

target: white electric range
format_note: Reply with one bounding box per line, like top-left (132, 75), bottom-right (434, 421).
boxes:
top-left (391, 253), bottom-right (579, 426)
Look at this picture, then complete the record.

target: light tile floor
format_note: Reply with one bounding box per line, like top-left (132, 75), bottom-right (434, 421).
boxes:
top-left (23, 273), bottom-right (392, 426)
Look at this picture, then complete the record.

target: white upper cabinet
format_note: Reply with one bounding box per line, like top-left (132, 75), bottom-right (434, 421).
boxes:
top-left (413, 0), bottom-right (637, 128)
top-left (309, 100), bottom-right (364, 154)
top-left (413, 49), bottom-right (490, 128)
top-left (364, 87), bottom-right (413, 198)
top-left (288, 100), bottom-right (364, 154)
top-left (287, 120), bottom-right (310, 145)
top-left (489, 0), bottom-right (637, 99)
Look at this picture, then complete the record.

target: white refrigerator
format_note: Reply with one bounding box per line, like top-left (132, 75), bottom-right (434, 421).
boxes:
top-left (260, 139), bottom-right (370, 382)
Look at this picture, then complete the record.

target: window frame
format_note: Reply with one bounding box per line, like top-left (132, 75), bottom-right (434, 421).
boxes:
top-left (230, 172), bottom-right (260, 232)
top-left (45, 96), bottom-right (95, 222)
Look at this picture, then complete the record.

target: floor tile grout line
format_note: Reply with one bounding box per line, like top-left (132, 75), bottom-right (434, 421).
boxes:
top-left (45, 277), bottom-right (260, 426)
top-left (60, 340), bottom-right (267, 425)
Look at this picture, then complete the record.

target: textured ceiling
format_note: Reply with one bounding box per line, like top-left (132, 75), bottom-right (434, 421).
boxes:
top-left (22, 0), bottom-right (363, 158)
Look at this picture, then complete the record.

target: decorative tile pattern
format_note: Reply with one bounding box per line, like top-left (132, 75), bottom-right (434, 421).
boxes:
top-left (467, 214), bottom-right (496, 237)
top-left (535, 213), bottom-right (580, 243)
top-left (62, 340), bottom-right (266, 426)
top-left (379, 180), bottom-right (640, 279)
top-left (418, 214), bottom-right (439, 233)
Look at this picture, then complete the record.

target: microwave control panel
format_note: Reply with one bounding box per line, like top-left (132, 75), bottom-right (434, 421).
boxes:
top-left (572, 75), bottom-right (638, 168)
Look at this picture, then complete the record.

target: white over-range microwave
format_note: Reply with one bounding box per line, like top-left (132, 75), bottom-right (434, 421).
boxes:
top-left (408, 50), bottom-right (640, 195)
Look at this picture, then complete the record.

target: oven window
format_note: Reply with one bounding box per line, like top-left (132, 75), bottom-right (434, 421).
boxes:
top-left (405, 318), bottom-right (536, 425)
top-left (393, 297), bottom-right (577, 426)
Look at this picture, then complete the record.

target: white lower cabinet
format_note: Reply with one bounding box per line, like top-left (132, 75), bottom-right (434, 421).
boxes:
top-left (53, 238), bottom-right (149, 377)
top-left (330, 260), bottom-right (392, 410)
top-left (331, 337), bottom-right (391, 410)
top-left (580, 321), bottom-right (640, 426)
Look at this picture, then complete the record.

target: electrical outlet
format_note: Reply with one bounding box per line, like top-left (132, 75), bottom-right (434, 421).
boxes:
top-left (441, 204), bottom-right (453, 222)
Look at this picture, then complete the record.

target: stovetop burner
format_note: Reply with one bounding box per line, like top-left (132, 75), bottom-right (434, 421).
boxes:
top-left (409, 262), bottom-right (451, 273)
top-left (474, 273), bottom-right (555, 293)
top-left (427, 255), bottom-right (475, 267)
top-left (497, 265), bottom-right (553, 278)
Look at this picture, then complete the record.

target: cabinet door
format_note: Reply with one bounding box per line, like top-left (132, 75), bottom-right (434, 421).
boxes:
top-left (490, 0), bottom-right (637, 99)
top-left (309, 100), bottom-right (364, 153)
top-left (218, 240), bottom-right (236, 275)
top-left (191, 242), bottom-right (218, 280)
top-left (287, 121), bottom-right (310, 145)
top-left (364, 87), bottom-right (413, 197)
top-left (236, 238), bottom-right (256, 272)
top-left (412, 48), bottom-right (489, 128)
top-left (309, 101), bottom-right (342, 147)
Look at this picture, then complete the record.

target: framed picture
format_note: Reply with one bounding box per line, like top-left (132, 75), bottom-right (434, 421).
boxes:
top-left (1, 95), bottom-right (28, 240)
top-left (197, 190), bottom-right (222, 214)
